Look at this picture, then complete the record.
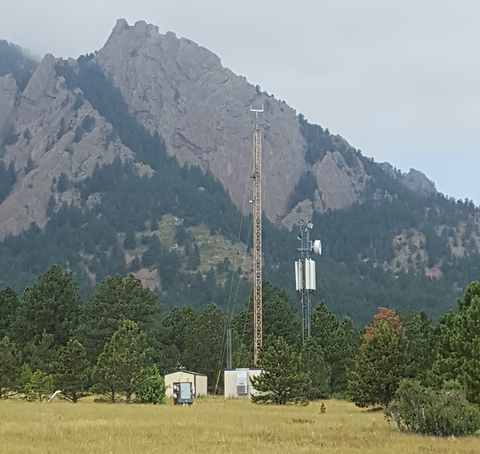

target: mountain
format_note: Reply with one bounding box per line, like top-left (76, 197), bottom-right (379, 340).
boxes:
top-left (0, 20), bottom-right (479, 324)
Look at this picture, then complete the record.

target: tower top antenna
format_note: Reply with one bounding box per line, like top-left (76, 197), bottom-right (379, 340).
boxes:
top-left (250, 105), bottom-right (264, 128)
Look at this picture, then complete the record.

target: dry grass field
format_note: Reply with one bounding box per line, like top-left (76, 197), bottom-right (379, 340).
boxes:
top-left (0, 397), bottom-right (479, 453)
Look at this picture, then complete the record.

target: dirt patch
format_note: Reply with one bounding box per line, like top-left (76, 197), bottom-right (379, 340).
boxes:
top-left (133, 268), bottom-right (160, 291)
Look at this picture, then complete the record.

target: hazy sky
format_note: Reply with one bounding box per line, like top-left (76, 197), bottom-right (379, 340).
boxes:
top-left (2, 1), bottom-right (479, 204)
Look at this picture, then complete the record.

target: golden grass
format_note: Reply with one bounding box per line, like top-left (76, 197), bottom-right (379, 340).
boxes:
top-left (0, 397), bottom-right (478, 453)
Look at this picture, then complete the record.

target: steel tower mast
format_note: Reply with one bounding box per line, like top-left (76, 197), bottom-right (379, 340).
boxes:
top-left (251, 106), bottom-right (263, 365)
top-left (295, 221), bottom-right (322, 344)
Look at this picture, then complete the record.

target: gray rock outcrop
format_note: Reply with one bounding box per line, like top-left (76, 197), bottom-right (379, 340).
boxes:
top-left (0, 54), bottom-right (138, 239)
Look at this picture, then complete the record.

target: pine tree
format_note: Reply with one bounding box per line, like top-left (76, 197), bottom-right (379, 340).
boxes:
top-left (301, 337), bottom-right (331, 400)
top-left (135, 365), bottom-right (166, 404)
top-left (310, 302), bottom-right (358, 395)
top-left (0, 287), bottom-right (19, 339)
top-left (91, 320), bottom-right (150, 403)
top-left (182, 304), bottom-right (225, 391)
top-left (23, 368), bottom-right (54, 402)
top-left (23, 330), bottom-right (56, 375)
top-left (153, 305), bottom-right (197, 374)
top-left (400, 309), bottom-right (433, 381)
top-left (0, 336), bottom-right (21, 398)
top-left (123, 229), bottom-right (136, 250)
top-left (347, 319), bottom-right (409, 408)
top-left (81, 274), bottom-right (158, 362)
top-left (53, 338), bottom-right (90, 403)
top-left (250, 336), bottom-right (308, 405)
top-left (232, 281), bottom-right (301, 355)
top-left (13, 265), bottom-right (81, 351)
top-left (429, 281), bottom-right (480, 404)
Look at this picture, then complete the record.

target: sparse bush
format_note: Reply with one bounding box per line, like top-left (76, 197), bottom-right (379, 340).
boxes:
top-left (20, 365), bottom-right (54, 402)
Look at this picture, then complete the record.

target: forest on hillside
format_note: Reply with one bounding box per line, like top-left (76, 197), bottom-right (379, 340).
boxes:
top-left (0, 52), bottom-right (479, 325)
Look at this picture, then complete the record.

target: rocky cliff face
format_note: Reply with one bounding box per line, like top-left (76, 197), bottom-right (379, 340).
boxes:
top-left (0, 19), bottom-right (436, 240)
top-left (379, 163), bottom-right (436, 196)
top-left (0, 54), bottom-right (137, 239)
top-left (94, 19), bottom-right (307, 224)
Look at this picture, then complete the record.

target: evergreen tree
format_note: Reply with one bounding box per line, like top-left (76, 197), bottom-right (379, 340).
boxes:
top-left (21, 366), bottom-right (54, 402)
top-left (347, 319), bottom-right (409, 408)
top-left (13, 265), bottom-right (82, 351)
top-left (81, 274), bottom-right (158, 362)
top-left (310, 302), bottom-right (358, 395)
top-left (0, 336), bottom-right (21, 398)
top-left (230, 327), bottom-right (252, 368)
top-left (123, 229), bottom-right (136, 250)
top-left (301, 337), bottom-right (331, 400)
top-left (91, 320), bottom-right (150, 403)
top-left (232, 281), bottom-right (301, 355)
top-left (250, 336), bottom-right (308, 405)
top-left (400, 309), bottom-right (433, 382)
top-left (154, 306), bottom-right (197, 374)
top-left (53, 338), bottom-right (90, 403)
top-left (0, 286), bottom-right (19, 339)
top-left (129, 255), bottom-right (141, 272)
top-left (23, 330), bottom-right (57, 375)
top-left (429, 281), bottom-right (480, 404)
top-left (183, 304), bottom-right (226, 391)
top-left (186, 243), bottom-right (201, 271)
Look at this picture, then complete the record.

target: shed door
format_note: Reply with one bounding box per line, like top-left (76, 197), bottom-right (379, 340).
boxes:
top-left (180, 382), bottom-right (192, 400)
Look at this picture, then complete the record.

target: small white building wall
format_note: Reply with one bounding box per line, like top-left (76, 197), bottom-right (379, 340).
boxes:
top-left (224, 368), bottom-right (262, 399)
top-left (165, 371), bottom-right (208, 398)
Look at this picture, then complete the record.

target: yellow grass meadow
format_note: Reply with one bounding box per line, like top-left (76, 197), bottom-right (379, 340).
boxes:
top-left (0, 397), bottom-right (478, 453)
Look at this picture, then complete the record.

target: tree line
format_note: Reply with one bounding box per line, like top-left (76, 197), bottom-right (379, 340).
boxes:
top-left (1, 265), bottom-right (480, 435)
top-left (0, 266), bottom-right (358, 403)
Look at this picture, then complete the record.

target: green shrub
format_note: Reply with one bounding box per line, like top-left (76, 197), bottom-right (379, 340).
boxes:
top-left (135, 366), bottom-right (166, 404)
top-left (20, 365), bottom-right (54, 402)
top-left (386, 379), bottom-right (480, 437)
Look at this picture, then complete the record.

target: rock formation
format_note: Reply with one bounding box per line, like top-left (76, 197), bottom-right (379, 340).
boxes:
top-left (0, 19), bottom-right (437, 240)
top-left (0, 54), bottom-right (137, 239)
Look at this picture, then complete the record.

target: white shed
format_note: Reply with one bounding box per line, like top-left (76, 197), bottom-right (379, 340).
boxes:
top-left (224, 368), bottom-right (262, 399)
top-left (165, 370), bottom-right (208, 398)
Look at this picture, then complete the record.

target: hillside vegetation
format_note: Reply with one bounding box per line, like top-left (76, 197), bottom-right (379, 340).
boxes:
top-left (0, 46), bottom-right (479, 324)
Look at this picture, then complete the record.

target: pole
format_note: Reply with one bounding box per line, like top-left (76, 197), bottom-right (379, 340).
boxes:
top-left (251, 106), bottom-right (263, 365)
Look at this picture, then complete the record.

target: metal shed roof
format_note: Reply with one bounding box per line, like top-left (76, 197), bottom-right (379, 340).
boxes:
top-left (165, 370), bottom-right (207, 377)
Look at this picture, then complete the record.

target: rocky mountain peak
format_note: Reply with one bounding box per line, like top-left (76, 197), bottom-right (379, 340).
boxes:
top-left (95, 19), bottom-right (306, 224)
top-left (380, 163), bottom-right (437, 196)
top-left (0, 19), bottom-right (442, 241)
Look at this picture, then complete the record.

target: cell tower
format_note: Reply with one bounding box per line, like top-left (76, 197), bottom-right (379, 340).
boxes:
top-left (251, 106), bottom-right (263, 365)
top-left (295, 221), bottom-right (322, 344)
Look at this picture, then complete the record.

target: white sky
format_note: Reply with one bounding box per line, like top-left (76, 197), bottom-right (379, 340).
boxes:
top-left (2, 0), bottom-right (479, 204)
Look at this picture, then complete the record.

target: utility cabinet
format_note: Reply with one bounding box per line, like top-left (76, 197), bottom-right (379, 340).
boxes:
top-left (173, 382), bottom-right (194, 405)
top-left (224, 368), bottom-right (262, 399)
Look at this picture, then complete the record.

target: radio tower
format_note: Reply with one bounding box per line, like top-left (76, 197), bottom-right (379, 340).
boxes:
top-left (295, 221), bottom-right (322, 344)
top-left (251, 106), bottom-right (263, 365)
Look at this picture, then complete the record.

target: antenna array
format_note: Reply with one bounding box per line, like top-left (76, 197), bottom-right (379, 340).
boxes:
top-left (295, 221), bottom-right (322, 343)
